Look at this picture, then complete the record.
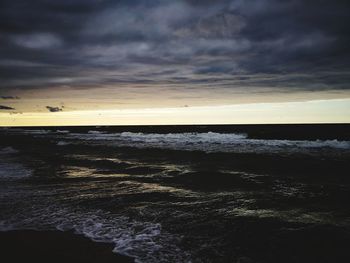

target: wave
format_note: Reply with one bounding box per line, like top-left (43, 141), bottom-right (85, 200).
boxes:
top-left (0, 162), bottom-right (31, 180)
top-left (57, 141), bottom-right (70, 146)
top-left (56, 130), bottom-right (70, 134)
top-left (88, 130), bottom-right (105, 134)
top-left (0, 205), bottom-right (191, 263)
top-left (0, 147), bottom-right (32, 180)
top-left (0, 146), bottom-right (18, 154)
top-left (66, 131), bottom-right (350, 155)
top-left (3, 129), bottom-right (350, 155)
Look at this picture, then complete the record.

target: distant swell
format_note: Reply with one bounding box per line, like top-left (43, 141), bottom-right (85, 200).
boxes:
top-left (6, 129), bottom-right (350, 155)
top-left (64, 131), bottom-right (350, 156)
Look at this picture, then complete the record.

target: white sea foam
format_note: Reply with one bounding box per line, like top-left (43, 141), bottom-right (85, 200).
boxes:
top-left (65, 132), bottom-right (350, 155)
top-left (21, 129), bottom-right (51, 134)
top-left (57, 141), bottom-right (70, 146)
top-left (56, 130), bottom-right (70, 134)
top-left (0, 205), bottom-right (191, 263)
top-left (4, 129), bottom-right (350, 155)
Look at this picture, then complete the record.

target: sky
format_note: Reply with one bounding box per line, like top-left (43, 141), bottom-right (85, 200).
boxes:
top-left (0, 0), bottom-right (349, 126)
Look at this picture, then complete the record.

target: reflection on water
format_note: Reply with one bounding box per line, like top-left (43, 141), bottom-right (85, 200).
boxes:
top-left (0, 128), bottom-right (350, 262)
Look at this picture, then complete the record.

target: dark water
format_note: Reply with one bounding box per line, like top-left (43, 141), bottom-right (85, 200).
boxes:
top-left (0, 125), bottom-right (350, 262)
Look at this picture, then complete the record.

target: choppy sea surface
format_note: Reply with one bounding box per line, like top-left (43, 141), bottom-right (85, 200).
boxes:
top-left (1, 125), bottom-right (350, 262)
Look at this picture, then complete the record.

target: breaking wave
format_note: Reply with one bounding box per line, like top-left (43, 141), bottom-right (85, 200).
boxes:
top-left (64, 131), bottom-right (350, 155)
top-left (0, 206), bottom-right (190, 263)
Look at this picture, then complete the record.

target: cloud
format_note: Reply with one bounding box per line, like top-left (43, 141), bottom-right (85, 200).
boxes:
top-left (12, 33), bottom-right (62, 49)
top-left (0, 0), bottom-right (349, 95)
top-left (46, 106), bottom-right (63, 112)
top-left (0, 105), bottom-right (15, 110)
top-left (1, 96), bottom-right (20, 99)
top-left (175, 13), bottom-right (246, 38)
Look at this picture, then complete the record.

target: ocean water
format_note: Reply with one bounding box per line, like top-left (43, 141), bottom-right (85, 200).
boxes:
top-left (0, 125), bottom-right (350, 262)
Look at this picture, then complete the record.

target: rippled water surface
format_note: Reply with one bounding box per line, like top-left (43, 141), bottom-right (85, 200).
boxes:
top-left (1, 126), bottom-right (350, 262)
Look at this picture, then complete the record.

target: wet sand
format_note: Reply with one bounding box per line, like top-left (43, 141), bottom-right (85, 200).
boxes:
top-left (0, 230), bottom-right (134, 263)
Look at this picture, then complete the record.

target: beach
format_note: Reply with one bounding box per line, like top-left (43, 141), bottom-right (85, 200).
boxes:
top-left (0, 230), bottom-right (134, 263)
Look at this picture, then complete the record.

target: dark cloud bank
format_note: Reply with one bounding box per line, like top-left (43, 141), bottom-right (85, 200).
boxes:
top-left (0, 0), bottom-right (349, 94)
top-left (0, 105), bottom-right (15, 110)
top-left (46, 106), bottom-right (63, 112)
top-left (1, 96), bottom-right (20, 99)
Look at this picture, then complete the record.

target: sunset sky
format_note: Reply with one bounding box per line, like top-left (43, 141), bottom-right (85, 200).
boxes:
top-left (0, 0), bottom-right (349, 126)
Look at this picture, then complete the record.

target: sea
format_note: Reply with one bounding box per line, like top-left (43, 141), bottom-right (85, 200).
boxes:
top-left (0, 124), bottom-right (349, 262)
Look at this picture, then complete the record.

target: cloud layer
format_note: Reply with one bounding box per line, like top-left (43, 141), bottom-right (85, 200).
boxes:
top-left (0, 105), bottom-right (15, 110)
top-left (46, 106), bottom-right (63, 112)
top-left (0, 0), bottom-right (349, 96)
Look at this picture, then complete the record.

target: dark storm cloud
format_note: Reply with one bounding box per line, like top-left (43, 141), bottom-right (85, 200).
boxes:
top-left (0, 0), bottom-right (349, 93)
top-left (0, 105), bottom-right (15, 110)
top-left (1, 96), bottom-right (20, 99)
top-left (46, 106), bottom-right (63, 112)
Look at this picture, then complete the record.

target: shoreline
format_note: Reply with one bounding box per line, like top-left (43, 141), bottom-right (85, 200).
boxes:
top-left (0, 230), bottom-right (134, 263)
top-left (1, 123), bottom-right (350, 140)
